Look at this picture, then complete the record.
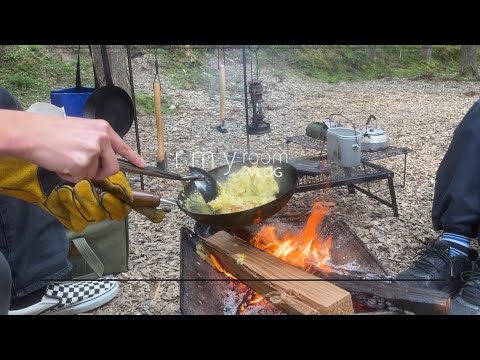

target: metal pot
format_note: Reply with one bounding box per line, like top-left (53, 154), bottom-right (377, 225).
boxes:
top-left (360, 115), bottom-right (390, 152)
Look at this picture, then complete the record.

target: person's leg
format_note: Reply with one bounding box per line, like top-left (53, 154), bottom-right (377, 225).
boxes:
top-left (397, 100), bottom-right (480, 295)
top-left (0, 195), bottom-right (72, 299)
top-left (0, 252), bottom-right (12, 315)
top-left (430, 100), bottom-right (480, 314)
top-left (0, 86), bottom-right (72, 301)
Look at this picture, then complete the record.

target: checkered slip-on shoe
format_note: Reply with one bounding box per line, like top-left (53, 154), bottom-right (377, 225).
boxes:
top-left (8, 280), bottom-right (118, 315)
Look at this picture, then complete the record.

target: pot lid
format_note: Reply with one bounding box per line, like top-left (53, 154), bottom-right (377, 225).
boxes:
top-left (361, 127), bottom-right (385, 136)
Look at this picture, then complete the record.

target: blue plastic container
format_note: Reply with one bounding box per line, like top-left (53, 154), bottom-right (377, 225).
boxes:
top-left (50, 87), bottom-right (95, 118)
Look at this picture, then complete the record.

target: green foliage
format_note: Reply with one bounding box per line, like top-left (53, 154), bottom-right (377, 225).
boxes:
top-left (135, 91), bottom-right (175, 116)
top-left (148, 46), bottom-right (212, 90)
top-left (0, 45), bottom-right (77, 107)
top-left (0, 45), bottom-right (475, 113)
top-left (267, 45), bottom-right (464, 83)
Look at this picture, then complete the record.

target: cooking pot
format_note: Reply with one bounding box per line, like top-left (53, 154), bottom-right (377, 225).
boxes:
top-left (360, 115), bottom-right (390, 152)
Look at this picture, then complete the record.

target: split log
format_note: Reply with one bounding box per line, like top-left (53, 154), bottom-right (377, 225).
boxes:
top-left (202, 231), bottom-right (354, 315)
top-left (327, 279), bottom-right (450, 315)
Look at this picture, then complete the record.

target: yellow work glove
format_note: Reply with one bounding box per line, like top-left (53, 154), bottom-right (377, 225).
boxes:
top-left (0, 156), bottom-right (134, 233)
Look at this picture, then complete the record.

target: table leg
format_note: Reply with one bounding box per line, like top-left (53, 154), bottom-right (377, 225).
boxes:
top-left (388, 175), bottom-right (399, 217)
top-left (347, 183), bottom-right (356, 194)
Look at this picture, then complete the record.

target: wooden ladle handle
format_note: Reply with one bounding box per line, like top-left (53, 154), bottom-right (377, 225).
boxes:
top-left (132, 190), bottom-right (161, 208)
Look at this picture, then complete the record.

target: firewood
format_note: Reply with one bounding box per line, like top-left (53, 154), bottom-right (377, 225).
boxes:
top-left (326, 278), bottom-right (450, 315)
top-left (202, 231), bottom-right (354, 315)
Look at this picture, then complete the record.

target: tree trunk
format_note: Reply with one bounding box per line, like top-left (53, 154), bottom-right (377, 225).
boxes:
top-left (420, 45), bottom-right (432, 61)
top-left (459, 45), bottom-right (478, 78)
top-left (367, 45), bottom-right (377, 60)
top-left (90, 45), bottom-right (131, 97)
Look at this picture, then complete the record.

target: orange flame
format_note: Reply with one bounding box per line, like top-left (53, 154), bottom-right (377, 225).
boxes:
top-left (207, 201), bottom-right (332, 312)
top-left (251, 201), bottom-right (333, 273)
top-left (210, 254), bottom-right (236, 279)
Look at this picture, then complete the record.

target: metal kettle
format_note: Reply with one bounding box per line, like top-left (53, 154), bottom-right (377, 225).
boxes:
top-left (360, 115), bottom-right (390, 152)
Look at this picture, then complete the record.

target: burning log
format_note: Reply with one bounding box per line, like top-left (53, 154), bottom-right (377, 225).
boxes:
top-left (326, 279), bottom-right (451, 315)
top-left (202, 231), bottom-right (354, 315)
top-left (235, 204), bottom-right (451, 315)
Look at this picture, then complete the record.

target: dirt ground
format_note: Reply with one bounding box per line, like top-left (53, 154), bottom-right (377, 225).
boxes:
top-left (90, 48), bottom-right (480, 315)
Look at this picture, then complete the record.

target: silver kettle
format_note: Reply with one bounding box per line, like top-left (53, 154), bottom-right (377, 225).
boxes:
top-left (360, 115), bottom-right (390, 152)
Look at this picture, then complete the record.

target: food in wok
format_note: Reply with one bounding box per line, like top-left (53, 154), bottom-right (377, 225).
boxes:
top-left (185, 165), bottom-right (279, 214)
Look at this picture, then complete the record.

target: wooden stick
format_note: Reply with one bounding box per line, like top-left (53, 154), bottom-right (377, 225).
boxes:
top-left (153, 79), bottom-right (165, 168)
top-left (203, 231), bottom-right (354, 315)
top-left (219, 64), bottom-right (226, 127)
top-left (152, 282), bottom-right (162, 305)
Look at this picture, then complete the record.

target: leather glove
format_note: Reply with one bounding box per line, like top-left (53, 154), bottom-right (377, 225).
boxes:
top-left (0, 157), bottom-right (165, 233)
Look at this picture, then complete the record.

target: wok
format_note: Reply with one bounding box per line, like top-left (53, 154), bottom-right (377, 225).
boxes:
top-left (132, 160), bottom-right (299, 229)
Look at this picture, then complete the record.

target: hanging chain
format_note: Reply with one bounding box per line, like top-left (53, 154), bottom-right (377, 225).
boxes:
top-left (248, 45), bottom-right (261, 80)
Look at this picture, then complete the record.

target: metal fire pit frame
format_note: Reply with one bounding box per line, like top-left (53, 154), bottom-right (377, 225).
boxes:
top-left (179, 214), bottom-right (392, 315)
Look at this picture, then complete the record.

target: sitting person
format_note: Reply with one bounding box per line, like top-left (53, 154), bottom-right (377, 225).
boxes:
top-left (397, 98), bottom-right (480, 315)
top-left (0, 86), bottom-right (146, 315)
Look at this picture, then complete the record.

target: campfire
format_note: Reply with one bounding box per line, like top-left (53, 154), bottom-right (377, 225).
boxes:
top-left (207, 202), bottom-right (335, 312)
top-left (251, 202), bottom-right (333, 274)
top-left (180, 203), bottom-right (452, 315)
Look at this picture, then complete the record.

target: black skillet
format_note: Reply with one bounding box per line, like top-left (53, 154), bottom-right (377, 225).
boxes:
top-left (83, 45), bottom-right (134, 138)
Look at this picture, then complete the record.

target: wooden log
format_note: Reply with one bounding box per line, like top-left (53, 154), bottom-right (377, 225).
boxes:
top-left (203, 231), bottom-right (354, 315)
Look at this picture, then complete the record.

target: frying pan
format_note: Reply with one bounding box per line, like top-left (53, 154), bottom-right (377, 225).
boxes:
top-left (83, 45), bottom-right (134, 138)
top-left (131, 160), bottom-right (299, 229)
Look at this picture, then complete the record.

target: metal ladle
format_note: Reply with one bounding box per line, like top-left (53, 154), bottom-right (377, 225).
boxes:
top-left (117, 159), bottom-right (219, 203)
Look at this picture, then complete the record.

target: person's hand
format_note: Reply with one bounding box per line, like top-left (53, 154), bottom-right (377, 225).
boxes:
top-left (0, 109), bottom-right (146, 182)
top-left (0, 157), bottom-right (134, 232)
top-left (0, 157), bottom-right (166, 232)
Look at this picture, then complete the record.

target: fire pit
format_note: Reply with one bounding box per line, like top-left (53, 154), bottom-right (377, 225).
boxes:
top-left (180, 204), bottom-right (451, 315)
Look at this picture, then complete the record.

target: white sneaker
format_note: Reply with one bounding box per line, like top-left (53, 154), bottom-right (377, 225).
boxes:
top-left (8, 280), bottom-right (118, 315)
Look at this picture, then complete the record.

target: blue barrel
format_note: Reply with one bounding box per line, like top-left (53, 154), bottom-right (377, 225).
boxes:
top-left (50, 87), bottom-right (95, 118)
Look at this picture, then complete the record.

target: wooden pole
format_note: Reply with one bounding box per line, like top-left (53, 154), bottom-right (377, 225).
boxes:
top-left (153, 79), bottom-right (165, 169)
top-left (219, 64), bottom-right (226, 128)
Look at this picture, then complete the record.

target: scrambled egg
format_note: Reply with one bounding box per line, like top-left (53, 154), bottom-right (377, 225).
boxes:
top-left (185, 165), bottom-right (279, 214)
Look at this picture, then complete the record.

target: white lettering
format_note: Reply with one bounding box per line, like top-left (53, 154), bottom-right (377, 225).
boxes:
top-left (272, 152), bottom-right (288, 163)
top-left (249, 152), bottom-right (259, 164)
top-left (263, 166), bottom-right (273, 177)
top-left (224, 151), bottom-right (236, 176)
top-left (261, 153), bottom-right (271, 164)
top-left (192, 151), bottom-right (215, 169)
top-left (175, 151), bottom-right (181, 169)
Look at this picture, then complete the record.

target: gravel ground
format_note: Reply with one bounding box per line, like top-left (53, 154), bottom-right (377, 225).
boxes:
top-left (91, 49), bottom-right (480, 315)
